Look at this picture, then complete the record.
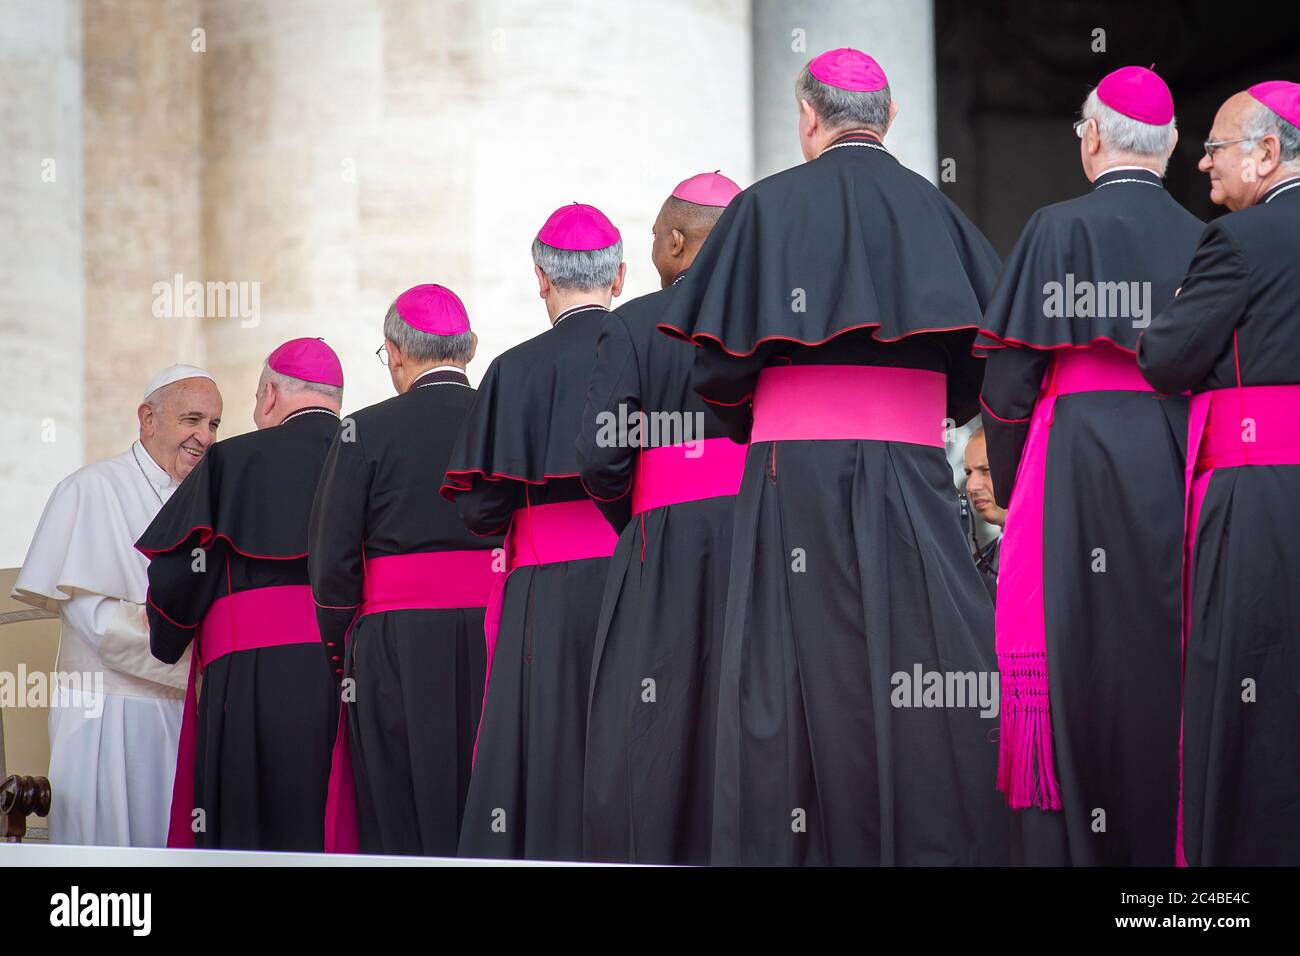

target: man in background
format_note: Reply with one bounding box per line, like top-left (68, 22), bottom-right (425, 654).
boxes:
top-left (961, 426), bottom-right (1004, 602)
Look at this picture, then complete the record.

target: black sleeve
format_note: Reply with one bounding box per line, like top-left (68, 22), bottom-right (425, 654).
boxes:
top-left (691, 343), bottom-right (771, 444)
top-left (454, 480), bottom-right (520, 538)
top-left (947, 335), bottom-right (987, 428)
top-left (577, 317), bottom-right (639, 533)
top-left (145, 533), bottom-right (227, 665)
top-left (308, 423), bottom-right (369, 670)
top-left (1138, 223), bottom-right (1247, 393)
top-left (979, 346), bottom-right (1050, 509)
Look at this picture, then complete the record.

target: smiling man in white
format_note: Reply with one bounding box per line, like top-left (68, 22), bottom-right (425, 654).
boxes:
top-left (12, 364), bottom-right (222, 846)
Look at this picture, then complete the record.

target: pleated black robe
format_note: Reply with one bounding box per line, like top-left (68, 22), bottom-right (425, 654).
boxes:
top-left (442, 304), bottom-right (614, 861)
top-left (577, 276), bottom-right (737, 865)
top-left (979, 167), bottom-right (1203, 865)
top-left (308, 368), bottom-right (500, 856)
top-left (138, 408), bottom-right (339, 851)
top-left (1139, 177), bottom-right (1300, 866)
top-left (659, 130), bottom-right (1010, 865)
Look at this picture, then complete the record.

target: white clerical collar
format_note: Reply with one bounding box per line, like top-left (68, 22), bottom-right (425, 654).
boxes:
top-left (553, 304), bottom-right (607, 327)
top-left (132, 440), bottom-right (177, 497)
top-left (1263, 176), bottom-right (1300, 203)
top-left (1093, 165), bottom-right (1162, 189)
top-left (413, 366), bottom-right (471, 389)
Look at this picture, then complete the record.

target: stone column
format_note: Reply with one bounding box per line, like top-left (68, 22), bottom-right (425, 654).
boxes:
top-left (82, 0), bottom-right (206, 463)
top-left (0, 1), bottom-right (85, 567)
top-left (752, 0), bottom-right (937, 181)
top-left (199, 0), bottom-right (754, 430)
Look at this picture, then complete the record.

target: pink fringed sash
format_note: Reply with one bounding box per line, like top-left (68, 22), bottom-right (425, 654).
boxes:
top-left (995, 344), bottom-right (1157, 810)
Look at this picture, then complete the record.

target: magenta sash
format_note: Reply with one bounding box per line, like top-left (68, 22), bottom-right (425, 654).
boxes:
top-left (475, 499), bottom-right (618, 763)
top-left (631, 438), bottom-right (747, 515)
top-left (750, 364), bottom-right (947, 446)
top-left (1175, 383), bottom-right (1300, 864)
top-left (995, 344), bottom-right (1157, 810)
top-left (167, 584), bottom-right (318, 848)
top-left (359, 550), bottom-right (500, 616)
top-left (323, 549), bottom-right (501, 854)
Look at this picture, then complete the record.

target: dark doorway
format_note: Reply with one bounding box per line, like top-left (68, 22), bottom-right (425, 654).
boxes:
top-left (935, 0), bottom-right (1300, 256)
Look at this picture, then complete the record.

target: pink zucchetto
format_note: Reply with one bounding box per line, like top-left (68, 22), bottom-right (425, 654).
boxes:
top-left (394, 284), bottom-right (471, 335)
top-left (808, 48), bottom-right (888, 93)
top-left (267, 338), bottom-right (344, 388)
top-left (1096, 66), bottom-right (1174, 125)
top-left (1248, 80), bottom-right (1300, 129)
top-left (537, 203), bottom-right (621, 251)
top-left (670, 171), bottom-right (742, 208)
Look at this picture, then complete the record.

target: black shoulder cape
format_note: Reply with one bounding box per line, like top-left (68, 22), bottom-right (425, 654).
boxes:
top-left (136, 410), bottom-right (339, 560)
top-left (442, 307), bottom-right (608, 499)
top-left (977, 168), bottom-right (1203, 356)
top-left (657, 135), bottom-right (1001, 354)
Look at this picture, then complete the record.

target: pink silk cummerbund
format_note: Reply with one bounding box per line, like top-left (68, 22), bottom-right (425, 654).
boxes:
top-left (359, 550), bottom-right (499, 616)
top-left (472, 497), bottom-right (619, 769)
top-left (505, 498), bottom-right (619, 568)
top-left (1047, 340), bottom-right (1155, 396)
top-left (1173, 382), bottom-right (1300, 865)
top-left (631, 438), bottom-right (747, 515)
top-left (1193, 384), bottom-right (1300, 472)
top-left (199, 584), bottom-right (319, 668)
top-left (749, 364), bottom-right (946, 446)
top-left (170, 583), bottom-right (318, 848)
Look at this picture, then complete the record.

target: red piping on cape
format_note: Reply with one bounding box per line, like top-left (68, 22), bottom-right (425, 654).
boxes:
top-left (972, 332), bottom-right (1138, 357)
top-left (701, 393), bottom-right (753, 407)
top-left (578, 474), bottom-right (632, 503)
top-left (653, 320), bottom-right (981, 357)
top-left (146, 590), bottom-right (198, 630)
top-left (979, 394), bottom-right (1031, 424)
top-left (136, 526), bottom-right (308, 562)
top-left (439, 469), bottom-right (582, 501)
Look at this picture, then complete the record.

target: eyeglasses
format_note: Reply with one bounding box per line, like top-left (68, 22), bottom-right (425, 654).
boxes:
top-left (1073, 117), bottom-right (1092, 139)
top-left (1203, 137), bottom-right (1253, 159)
top-left (375, 343), bottom-right (390, 367)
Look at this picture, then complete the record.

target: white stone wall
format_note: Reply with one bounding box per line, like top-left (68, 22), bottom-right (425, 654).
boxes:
top-left (200, 0), bottom-right (754, 431)
top-left (752, 0), bottom-right (937, 182)
top-left (0, 0), bottom-right (754, 563)
top-left (0, 1), bottom-right (85, 567)
top-left (83, 0), bottom-right (206, 464)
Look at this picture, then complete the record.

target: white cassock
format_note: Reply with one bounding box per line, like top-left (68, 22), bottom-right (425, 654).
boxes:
top-left (11, 441), bottom-right (191, 847)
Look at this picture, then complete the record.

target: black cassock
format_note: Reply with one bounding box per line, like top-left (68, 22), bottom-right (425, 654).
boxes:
top-left (442, 305), bottom-right (616, 861)
top-left (659, 130), bottom-right (1009, 865)
top-left (137, 408), bottom-right (339, 851)
top-left (577, 276), bottom-right (740, 865)
top-left (1139, 177), bottom-right (1300, 866)
top-left (979, 167), bottom-right (1202, 865)
top-left (308, 368), bottom-right (500, 856)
